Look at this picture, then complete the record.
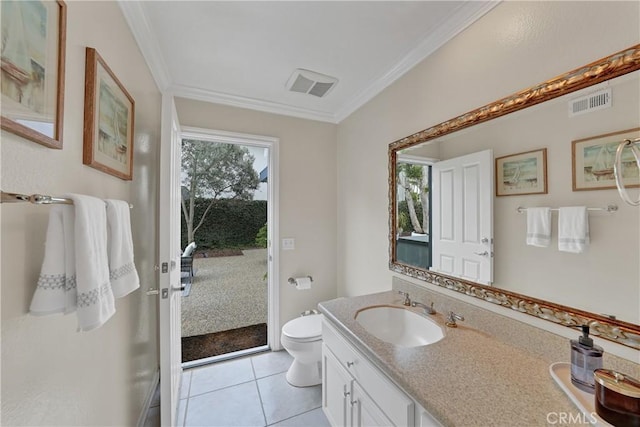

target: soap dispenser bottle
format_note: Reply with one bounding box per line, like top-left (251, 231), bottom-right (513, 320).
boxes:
top-left (570, 325), bottom-right (604, 393)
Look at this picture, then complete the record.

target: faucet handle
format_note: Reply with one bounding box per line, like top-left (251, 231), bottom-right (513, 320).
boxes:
top-left (446, 311), bottom-right (464, 328)
top-left (397, 291), bottom-right (411, 306)
top-left (427, 301), bottom-right (436, 315)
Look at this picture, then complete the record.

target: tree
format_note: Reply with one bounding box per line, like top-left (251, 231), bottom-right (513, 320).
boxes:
top-left (181, 139), bottom-right (259, 244)
top-left (397, 163), bottom-right (429, 234)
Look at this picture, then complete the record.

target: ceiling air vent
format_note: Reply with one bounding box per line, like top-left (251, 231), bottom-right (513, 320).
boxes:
top-left (286, 69), bottom-right (338, 98)
top-left (569, 88), bottom-right (612, 117)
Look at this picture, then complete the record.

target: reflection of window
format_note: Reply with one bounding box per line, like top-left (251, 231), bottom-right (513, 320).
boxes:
top-left (396, 161), bottom-right (432, 237)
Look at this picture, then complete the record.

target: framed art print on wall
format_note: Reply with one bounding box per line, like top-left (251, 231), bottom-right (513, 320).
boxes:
top-left (83, 47), bottom-right (135, 180)
top-left (0, 0), bottom-right (66, 149)
top-left (572, 128), bottom-right (640, 191)
top-left (495, 148), bottom-right (548, 196)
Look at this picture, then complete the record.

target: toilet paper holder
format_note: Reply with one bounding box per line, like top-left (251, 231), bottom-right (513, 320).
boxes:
top-left (288, 276), bottom-right (313, 285)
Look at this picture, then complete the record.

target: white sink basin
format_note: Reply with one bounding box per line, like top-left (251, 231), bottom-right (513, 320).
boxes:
top-left (355, 305), bottom-right (444, 348)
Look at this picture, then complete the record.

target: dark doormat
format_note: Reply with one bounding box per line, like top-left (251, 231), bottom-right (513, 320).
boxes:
top-left (181, 323), bottom-right (267, 363)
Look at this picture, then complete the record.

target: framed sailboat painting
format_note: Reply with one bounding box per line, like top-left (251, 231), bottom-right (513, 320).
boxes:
top-left (496, 148), bottom-right (547, 196)
top-left (572, 128), bottom-right (640, 191)
top-left (83, 47), bottom-right (135, 180)
top-left (0, 0), bottom-right (66, 149)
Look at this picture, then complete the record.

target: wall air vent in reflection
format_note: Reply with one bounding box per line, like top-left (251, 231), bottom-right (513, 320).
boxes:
top-left (286, 69), bottom-right (338, 98)
top-left (569, 88), bottom-right (612, 117)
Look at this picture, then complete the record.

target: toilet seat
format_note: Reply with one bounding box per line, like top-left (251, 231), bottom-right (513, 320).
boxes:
top-left (282, 314), bottom-right (322, 342)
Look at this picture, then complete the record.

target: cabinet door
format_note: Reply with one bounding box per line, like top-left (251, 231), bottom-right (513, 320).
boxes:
top-left (323, 319), bottom-right (414, 426)
top-left (351, 382), bottom-right (394, 427)
top-left (322, 344), bottom-right (352, 427)
top-left (418, 410), bottom-right (443, 427)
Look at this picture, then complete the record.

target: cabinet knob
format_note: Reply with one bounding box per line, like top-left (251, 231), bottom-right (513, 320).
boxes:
top-left (343, 391), bottom-right (350, 397)
top-left (346, 361), bottom-right (354, 367)
top-left (350, 400), bottom-right (358, 406)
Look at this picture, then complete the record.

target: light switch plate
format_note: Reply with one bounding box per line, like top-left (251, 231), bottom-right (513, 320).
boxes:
top-left (282, 238), bottom-right (295, 250)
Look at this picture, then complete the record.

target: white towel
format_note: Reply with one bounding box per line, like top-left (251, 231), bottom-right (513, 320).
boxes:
top-left (68, 194), bottom-right (115, 331)
top-left (526, 207), bottom-right (551, 247)
top-left (105, 199), bottom-right (140, 298)
top-left (30, 205), bottom-right (77, 315)
top-left (558, 206), bottom-right (590, 253)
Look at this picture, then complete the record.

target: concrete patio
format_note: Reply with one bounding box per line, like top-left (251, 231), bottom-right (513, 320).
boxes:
top-left (181, 248), bottom-right (268, 338)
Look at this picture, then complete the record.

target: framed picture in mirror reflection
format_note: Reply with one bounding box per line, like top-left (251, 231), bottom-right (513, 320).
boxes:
top-left (495, 148), bottom-right (548, 196)
top-left (572, 128), bottom-right (640, 191)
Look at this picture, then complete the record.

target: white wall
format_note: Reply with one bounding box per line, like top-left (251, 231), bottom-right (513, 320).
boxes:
top-left (337, 1), bottom-right (639, 314)
top-left (175, 98), bottom-right (338, 329)
top-left (1, 2), bottom-right (161, 425)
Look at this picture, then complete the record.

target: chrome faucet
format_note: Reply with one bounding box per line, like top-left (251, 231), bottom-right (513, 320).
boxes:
top-left (397, 291), bottom-right (411, 306)
top-left (446, 311), bottom-right (464, 328)
top-left (412, 301), bottom-right (436, 315)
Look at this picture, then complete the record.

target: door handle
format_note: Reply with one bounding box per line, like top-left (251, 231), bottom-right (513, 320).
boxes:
top-left (146, 287), bottom-right (159, 296)
top-left (474, 251), bottom-right (489, 256)
top-left (161, 285), bottom-right (186, 299)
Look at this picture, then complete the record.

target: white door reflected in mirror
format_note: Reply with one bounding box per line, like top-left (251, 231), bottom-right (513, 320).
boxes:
top-left (431, 149), bottom-right (494, 285)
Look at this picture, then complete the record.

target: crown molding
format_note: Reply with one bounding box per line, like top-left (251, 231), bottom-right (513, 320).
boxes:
top-left (334, 1), bottom-right (500, 123)
top-left (118, 0), bottom-right (172, 92)
top-left (172, 84), bottom-right (338, 123)
top-left (119, 1), bottom-right (498, 124)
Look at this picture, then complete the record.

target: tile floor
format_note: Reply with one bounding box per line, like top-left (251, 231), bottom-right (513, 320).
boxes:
top-left (147, 351), bottom-right (330, 427)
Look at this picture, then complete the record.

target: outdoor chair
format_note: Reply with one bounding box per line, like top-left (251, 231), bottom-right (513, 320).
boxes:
top-left (181, 242), bottom-right (197, 283)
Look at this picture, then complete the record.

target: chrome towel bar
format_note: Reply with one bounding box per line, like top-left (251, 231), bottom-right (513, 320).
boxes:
top-left (516, 205), bottom-right (618, 213)
top-left (1, 191), bottom-right (133, 208)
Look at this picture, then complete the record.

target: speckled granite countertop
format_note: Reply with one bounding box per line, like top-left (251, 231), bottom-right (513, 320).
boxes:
top-left (318, 291), bottom-right (580, 427)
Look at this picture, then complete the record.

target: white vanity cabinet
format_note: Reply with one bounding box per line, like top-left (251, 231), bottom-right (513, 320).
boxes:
top-left (322, 344), bottom-right (395, 427)
top-left (322, 319), bottom-right (416, 427)
top-left (322, 345), bottom-right (351, 427)
top-left (351, 381), bottom-right (396, 427)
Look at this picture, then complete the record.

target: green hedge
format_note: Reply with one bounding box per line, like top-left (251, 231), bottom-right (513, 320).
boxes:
top-left (397, 200), bottom-right (424, 234)
top-left (181, 198), bottom-right (267, 249)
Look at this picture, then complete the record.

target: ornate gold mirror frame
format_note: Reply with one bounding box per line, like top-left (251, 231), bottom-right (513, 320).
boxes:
top-left (389, 45), bottom-right (640, 350)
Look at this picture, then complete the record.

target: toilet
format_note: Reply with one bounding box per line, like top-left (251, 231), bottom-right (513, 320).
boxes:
top-left (280, 313), bottom-right (323, 387)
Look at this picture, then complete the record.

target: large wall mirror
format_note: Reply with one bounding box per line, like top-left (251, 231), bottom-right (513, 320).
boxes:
top-left (389, 45), bottom-right (640, 350)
